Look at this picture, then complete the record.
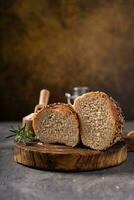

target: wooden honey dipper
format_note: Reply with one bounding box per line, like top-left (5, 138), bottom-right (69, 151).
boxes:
top-left (123, 131), bottom-right (134, 152)
top-left (22, 89), bottom-right (50, 132)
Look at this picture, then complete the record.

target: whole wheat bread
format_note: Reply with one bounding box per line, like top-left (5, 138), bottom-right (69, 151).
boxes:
top-left (33, 103), bottom-right (79, 147)
top-left (73, 91), bottom-right (124, 150)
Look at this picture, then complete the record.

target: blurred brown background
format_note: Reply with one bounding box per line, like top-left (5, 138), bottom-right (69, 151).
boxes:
top-left (0, 0), bottom-right (134, 121)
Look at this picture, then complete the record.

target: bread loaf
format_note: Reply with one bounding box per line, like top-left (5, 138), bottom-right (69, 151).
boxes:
top-left (73, 92), bottom-right (124, 150)
top-left (33, 103), bottom-right (79, 147)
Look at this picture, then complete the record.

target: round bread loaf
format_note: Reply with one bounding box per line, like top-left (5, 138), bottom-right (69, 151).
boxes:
top-left (73, 91), bottom-right (124, 150)
top-left (33, 103), bottom-right (79, 147)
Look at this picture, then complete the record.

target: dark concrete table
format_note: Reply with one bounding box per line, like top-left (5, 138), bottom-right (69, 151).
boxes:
top-left (0, 122), bottom-right (134, 200)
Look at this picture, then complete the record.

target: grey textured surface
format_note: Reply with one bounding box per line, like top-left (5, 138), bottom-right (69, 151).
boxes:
top-left (0, 122), bottom-right (134, 200)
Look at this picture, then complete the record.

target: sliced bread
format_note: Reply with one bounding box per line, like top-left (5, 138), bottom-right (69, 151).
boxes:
top-left (33, 103), bottom-right (79, 147)
top-left (73, 91), bottom-right (124, 150)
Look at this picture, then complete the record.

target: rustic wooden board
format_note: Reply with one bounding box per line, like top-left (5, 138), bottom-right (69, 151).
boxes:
top-left (14, 141), bottom-right (127, 171)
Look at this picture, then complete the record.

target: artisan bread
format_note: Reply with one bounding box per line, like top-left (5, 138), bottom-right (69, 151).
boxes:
top-left (33, 103), bottom-right (79, 147)
top-left (73, 92), bottom-right (124, 150)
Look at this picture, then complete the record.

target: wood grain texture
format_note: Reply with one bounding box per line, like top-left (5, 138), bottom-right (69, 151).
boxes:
top-left (14, 142), bottom-right (127, 171)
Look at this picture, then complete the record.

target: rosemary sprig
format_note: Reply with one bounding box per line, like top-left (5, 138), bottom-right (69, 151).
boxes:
top-left (9, 125), bottom-right (38, 144)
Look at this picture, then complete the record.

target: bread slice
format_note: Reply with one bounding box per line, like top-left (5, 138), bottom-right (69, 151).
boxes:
top-left (33, 103), bottom-right (79, 147)
top-left (73, 92), bottom-right (124, 150)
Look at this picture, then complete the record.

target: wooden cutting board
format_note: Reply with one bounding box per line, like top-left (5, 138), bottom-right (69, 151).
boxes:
top-left (14, 141), bottom-right (127, 171)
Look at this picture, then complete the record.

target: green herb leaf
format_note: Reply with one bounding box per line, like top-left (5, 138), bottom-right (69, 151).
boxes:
top-left (9, 125), bottom-right (38, 144)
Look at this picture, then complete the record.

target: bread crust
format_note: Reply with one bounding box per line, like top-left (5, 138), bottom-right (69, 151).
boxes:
top-left (33, 103), bottom-right (79, 126)
top-left (74, 91), bottom-right (124, 150)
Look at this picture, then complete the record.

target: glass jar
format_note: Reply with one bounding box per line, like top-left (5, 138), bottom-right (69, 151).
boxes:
top-left (65, 86), bottom-right (89, 104)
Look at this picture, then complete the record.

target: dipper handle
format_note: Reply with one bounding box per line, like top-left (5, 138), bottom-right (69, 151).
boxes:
top-left (39, 89), bottom-right (50, 106)
top-left (22, 113), bottom-right (35, 133)
top-left (34, 89), bottom-right (50, 113)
